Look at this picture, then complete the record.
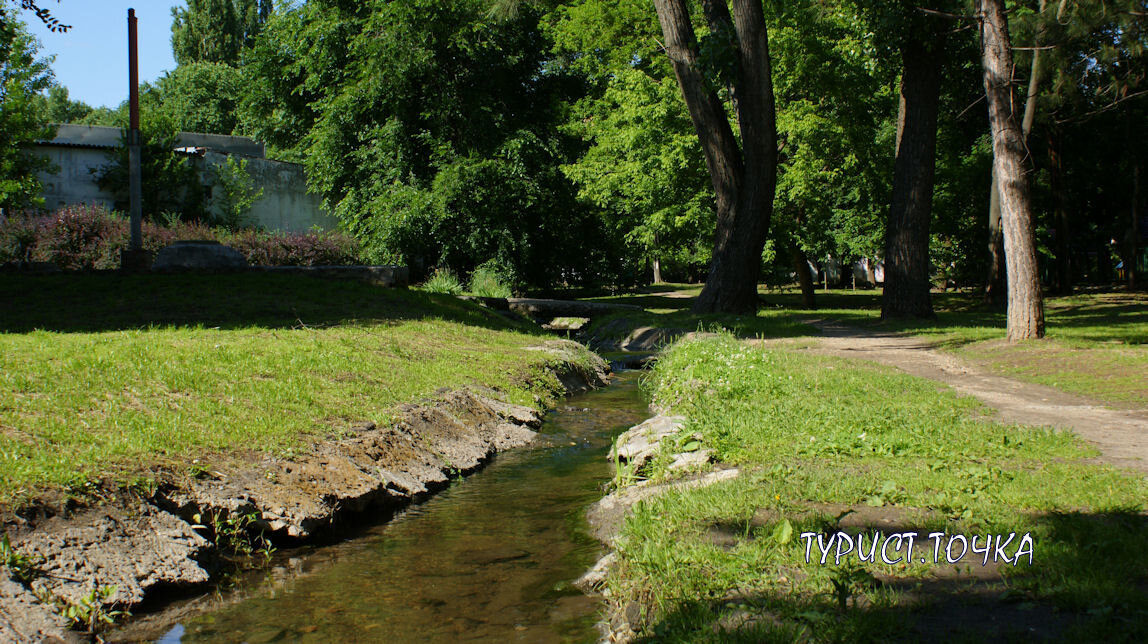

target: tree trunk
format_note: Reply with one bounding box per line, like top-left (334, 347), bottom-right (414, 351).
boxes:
top-left (881, 34), bottom-right (944, 320)
top-left (652, 256), bottom-right (663, 284)
top-left (985, 0), bottom-right (1056, 303)
top-left (653, 0), bottom-right (777, 314)
top-left (1047, 127), bottom-right (1072, 293)
top-left (979, 0), bottom-right (1045, 340)
top-left (789, 243), bottom-right (816, 309)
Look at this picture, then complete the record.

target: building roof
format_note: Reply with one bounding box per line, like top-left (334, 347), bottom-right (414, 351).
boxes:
top-left (36, 124), bottom-right (266, 158)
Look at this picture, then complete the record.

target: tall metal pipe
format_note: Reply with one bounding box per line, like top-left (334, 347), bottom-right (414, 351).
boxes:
top-left (128, 8), bottom-right (142, 251)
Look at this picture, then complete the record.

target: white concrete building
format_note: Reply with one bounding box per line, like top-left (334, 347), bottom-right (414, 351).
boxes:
top-left (34, 125), bottom-right (338, 233)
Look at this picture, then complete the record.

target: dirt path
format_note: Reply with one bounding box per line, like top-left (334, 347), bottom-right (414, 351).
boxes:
top-left (761, 320), bottom-right (1148, 474)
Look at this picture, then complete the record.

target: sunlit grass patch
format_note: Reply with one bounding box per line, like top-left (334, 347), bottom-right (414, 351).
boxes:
top-left (608, 334), bottom-right (1148, 640)
top-left (0, 273), bottom-right (592, 507)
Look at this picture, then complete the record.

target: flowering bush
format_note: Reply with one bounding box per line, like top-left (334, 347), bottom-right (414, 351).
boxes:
top-left (0, 204), bottom-right (363, 269)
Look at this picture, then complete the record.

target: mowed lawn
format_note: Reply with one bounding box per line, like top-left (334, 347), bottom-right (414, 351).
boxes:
top-left (0, 273), bottom-right (591, 507)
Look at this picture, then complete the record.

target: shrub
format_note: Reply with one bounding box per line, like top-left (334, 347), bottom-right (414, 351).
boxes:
top-left (32, 204), bottom-right (126, 270)
top-left (467, 261), bottom-right (513, 298)
top-left (422, 268), bottom-right (463, 295)
top-left (224, 230), bottom-right (360, 266)
top-left (0, 204), bottom-right (364, 269)
top-left (0, 212), bottom-right (43, 264)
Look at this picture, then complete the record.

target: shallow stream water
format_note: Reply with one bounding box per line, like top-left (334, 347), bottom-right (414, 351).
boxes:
top-left (134, 370), bottom-right (648, 643)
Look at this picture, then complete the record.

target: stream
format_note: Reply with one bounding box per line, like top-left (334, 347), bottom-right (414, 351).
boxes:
top-left (122, 370), bottom-right (649, 643)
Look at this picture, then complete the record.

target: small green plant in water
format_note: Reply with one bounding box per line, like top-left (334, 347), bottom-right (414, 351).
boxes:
top-left (56, 585), bottom-right (129, 634)
top-left (192, 511), bottom-right (275, 562)
top-left (1, 533), bottom-right (41, 584)
top-left (611, 444), bottom-right (643, 490)
top-left (422, 268), bottom-right (464, 295)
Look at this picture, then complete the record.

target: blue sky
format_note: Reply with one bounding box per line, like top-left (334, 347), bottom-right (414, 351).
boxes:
top-left (21, 2), bottom-right (183, 109)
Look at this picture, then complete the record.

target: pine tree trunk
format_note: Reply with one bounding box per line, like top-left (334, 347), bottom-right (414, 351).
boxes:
top-left (979, 0), bottom-right (1045, 340)
top-left (881, 34), bottom-right (944, 320)
top-left (654, 0), bottom-right (777, 315)
top-left (985, 0), bottom-right (1053, 303)
top-left (789, 243), bottom-right (817, 309)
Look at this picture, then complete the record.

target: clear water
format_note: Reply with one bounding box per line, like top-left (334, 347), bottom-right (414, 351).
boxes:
top-left (142, 371), bottom-right (648, 644)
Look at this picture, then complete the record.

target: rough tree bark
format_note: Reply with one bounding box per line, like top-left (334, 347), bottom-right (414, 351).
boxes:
top-left (979, 0), bottom-right (1045, 340)
top-left (881, 33), bottom-right (945, 320)
top-left (985, 0), bottom-right (1061, 303)
top-left (653, 0), bottom-right (777, 314)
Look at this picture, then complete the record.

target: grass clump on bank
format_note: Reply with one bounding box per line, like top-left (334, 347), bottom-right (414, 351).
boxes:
top-left (607, 334), bottom-right (1148, 641)
top-left (0, 272), bottom-right (590, 508)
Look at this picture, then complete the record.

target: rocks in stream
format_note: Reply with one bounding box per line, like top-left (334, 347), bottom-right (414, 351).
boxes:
top-left (581, 411), bottom-right (735, 644)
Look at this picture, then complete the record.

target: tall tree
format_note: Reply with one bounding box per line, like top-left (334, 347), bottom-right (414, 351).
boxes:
top-left (876, 3), bottom-right (960, 320)
top-left (0, 16), bottom-right (54, 211)
top-left (979, 0), bottom-right (1044, 340)
top-left (985, 0), bottom-right (1065, 302)
top-left (653, 0), bottom-right (777, 314)
top-left (171, 0), bottom-right (272, 66)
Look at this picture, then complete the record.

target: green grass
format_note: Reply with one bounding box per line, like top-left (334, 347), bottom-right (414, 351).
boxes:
top-left (608, 334), bottom-right (1148, 641)
top-left (0, 273), bottom-right (591, 507)
top-left (583, 285), bottom-right (1147, 407)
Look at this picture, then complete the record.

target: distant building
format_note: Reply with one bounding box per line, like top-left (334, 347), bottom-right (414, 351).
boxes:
top-left (33, 125), bottom-right (337, 233)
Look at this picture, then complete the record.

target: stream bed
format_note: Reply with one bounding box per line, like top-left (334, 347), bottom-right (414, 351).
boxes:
top-left (122, 370), bottom-right (649, 643)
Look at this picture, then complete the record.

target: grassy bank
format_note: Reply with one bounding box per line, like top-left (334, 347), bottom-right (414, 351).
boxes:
top-left (606, 334), bottom-right (1148, 641)
top-left (584, 287), bottom-right (1147, 407)
top-left (0, 273), bottom-right (597, 508)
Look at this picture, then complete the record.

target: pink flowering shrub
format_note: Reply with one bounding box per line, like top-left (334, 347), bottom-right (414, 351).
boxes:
top-left (0, 204), bottom-right (362, 269)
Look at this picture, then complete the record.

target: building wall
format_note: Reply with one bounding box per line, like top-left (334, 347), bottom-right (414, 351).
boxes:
top-left (37, 147), bottom-right (117, 212)
top-left (33, 129), bottom-right (337, 234)
top-left (200, 151), bottom-right (338, 233)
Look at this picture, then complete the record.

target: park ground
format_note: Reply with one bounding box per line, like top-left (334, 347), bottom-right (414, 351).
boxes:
top-left (582, 285), bottom-right (1148, 641)
top-left (1, 274), bottom-right (1145, 641)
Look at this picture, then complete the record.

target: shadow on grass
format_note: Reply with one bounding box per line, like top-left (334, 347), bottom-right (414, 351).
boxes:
top-left (0, 273), bottom-right (538, 334)
top-left (583, 286), bottom-right (1146, 347)
top-left (633, 510), bottom-right (1148, 642)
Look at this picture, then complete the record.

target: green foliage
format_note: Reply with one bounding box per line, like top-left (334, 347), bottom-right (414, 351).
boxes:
top-left (151, 62), bottom-right (245, 135)
top-left (256, 0), bottom-right (608, 287)
top-left (561, 67), bottom-right (714, 282)
top-left (32, 85), bottom-right (93, 124)
top-left (422, 267), bottom-right (464, 295)
top-left (0, 17), bottom-right (54, 211)
top-left (209, 156), bottom-right (264, 229)
top-left (93, 112), bottom-right (205, 219)
top-left (467, 261), bottom-right (513, 298)
top-left (171, 0), bottom-right (272, 66)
